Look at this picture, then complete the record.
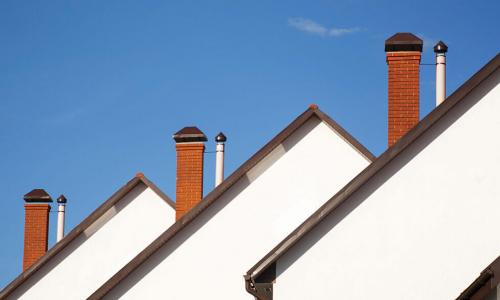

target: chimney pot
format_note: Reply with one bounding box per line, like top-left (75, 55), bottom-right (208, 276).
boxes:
top-left (215, 132), bottom-right (227, 143)
top-left (56, 195), bottom-right (67, 242)
top-left (434, 41), bottom-right (448, 53)
top-left (215, 132), bottom-right (227, 187)
top-left (434, 41), bottom-right (448, 106)
top-left (57, 194), bottom-right (67, 204)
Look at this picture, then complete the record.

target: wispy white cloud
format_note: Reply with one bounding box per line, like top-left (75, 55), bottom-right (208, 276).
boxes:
top-left (288, 17), bottom-right (328, 36)
top-left (288, 17), bottom-right (361, 37)
top-left (329, 27), bottom-right (361, 37)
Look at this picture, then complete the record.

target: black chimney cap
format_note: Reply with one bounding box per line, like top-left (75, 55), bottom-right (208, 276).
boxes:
top-left (24, 189), bottom-right (53, 203)
top-left (434, 41), bottom-right (448, 53)
top-left (173, 126), bottom-right (207, 143)
top-left (385, 33), bottom-right (423, 52)
top-left (215, 132), bottom-right (227, 143)
top-left (57, 194), bottom-right (67, 204)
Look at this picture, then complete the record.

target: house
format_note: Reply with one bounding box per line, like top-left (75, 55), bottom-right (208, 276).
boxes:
top-left (5, 30), bottom-right (496, 300)
top-left (244, 37), bottom-right (500, 299)
top-left (0, 175), bottom-right (176, 299)
top-left (86, 106), bottom-right (374, 299)
top-left (1, 104), bottom-right (373, 298)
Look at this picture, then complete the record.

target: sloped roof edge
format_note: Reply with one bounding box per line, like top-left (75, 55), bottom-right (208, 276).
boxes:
top-left (457, 256), bottom-right (500, 300)
top-left (0, 174), bottom-right (174, 298)
top-left (89, 106), bottom-right (375, 299)
top-left (246, 53), bottom-right (500, 284)
top-left (136, 174), bottom-right (175, 209)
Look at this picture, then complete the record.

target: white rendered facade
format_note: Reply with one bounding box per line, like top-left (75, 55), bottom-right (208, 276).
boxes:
top-left (103, 116), bottom-right (372, 299)
top-left (272, 68), bottom-right (500, 300)
top-left (7, 182), bottom-right (175, 300)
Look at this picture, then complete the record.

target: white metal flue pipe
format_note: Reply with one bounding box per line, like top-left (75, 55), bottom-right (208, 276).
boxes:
top-left (215, 132), bottom-right (227, 187)
top-left (56, 195), bottom-right (67, 242)
top-left (434, 41), bottom-right (448, 106)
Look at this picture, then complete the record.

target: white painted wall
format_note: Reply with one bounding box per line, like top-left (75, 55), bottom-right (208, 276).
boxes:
top-left (8, 183), bottom-right (175, 300)
top-left (104, 116), bottom-right (371, 299)
top-left (274, 70), bottom-right (500, 299)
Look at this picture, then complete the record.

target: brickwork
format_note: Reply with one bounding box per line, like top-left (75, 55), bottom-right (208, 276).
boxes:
top-left (23, 203), bottom-right (51, 271)
top-left (175, 143), bottom-right (205, 220)
top-left (386, 51), bottom-right (421, 147)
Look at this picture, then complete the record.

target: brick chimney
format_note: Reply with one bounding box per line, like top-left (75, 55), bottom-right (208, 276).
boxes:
top-left (385, 33), bottom-right (423, 147)
top-left (173, 127), bottom-right (207, 220)
top-left (23, 189), bottom-right (52, 271)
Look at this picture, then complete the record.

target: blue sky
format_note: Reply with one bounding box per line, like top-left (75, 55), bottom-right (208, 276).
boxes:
top-left (0, 0), bottom-right (498, 288)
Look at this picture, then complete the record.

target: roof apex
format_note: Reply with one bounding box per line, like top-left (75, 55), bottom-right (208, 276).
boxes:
top-left (87, 105), bottom-right (376, 299)
top-left (0, 174), bottom-right (175, 299)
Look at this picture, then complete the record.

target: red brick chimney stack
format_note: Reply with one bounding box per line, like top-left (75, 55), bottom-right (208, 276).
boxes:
top-left (23, 189), bottom-right (52, 271)
top-left (173, 127), bottom-right (207, 220)
top-left (385, 33), bottom-right (423, 147)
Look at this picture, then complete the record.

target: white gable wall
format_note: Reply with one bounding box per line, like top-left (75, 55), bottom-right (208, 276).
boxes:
top-left (274, 69), bottom-right (500, 299)
top-left (104, 116), bottom-right (371, 299)
top-left (8, 183), bottom-right (175, 300)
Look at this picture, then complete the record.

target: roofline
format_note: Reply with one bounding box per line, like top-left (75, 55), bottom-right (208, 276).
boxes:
top-left (457, 256), bottom-right (500, 300)
top-left (137, 175), bottom-right (175, 209)
top-left (0, 174), bottom-right (174, 298)
top-left (89, 106), bottom-right (374, 299)
top-left (246, 53), bottom-right (500, 284)
top-left (314, 109), bottom-right (375, 161)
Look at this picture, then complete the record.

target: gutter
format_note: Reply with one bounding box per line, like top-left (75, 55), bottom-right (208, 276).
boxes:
top-left (244, 274), bottom-right (273, 300)
top-left (457, 256), bottom-right (500, 300)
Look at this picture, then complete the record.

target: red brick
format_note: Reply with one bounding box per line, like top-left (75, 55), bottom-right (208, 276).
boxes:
top-left (175, 143), bottom-right (205, 220)
top-left (386, 51), bottom-right (421, 147)
top-left (23, 204), bottom-right (51, 271)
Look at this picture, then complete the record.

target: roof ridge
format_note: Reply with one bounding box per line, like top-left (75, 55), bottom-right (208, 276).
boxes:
top-left (136, 173), bottom-right (175, 209)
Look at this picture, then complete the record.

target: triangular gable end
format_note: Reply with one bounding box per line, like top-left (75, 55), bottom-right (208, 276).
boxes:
top-left (245, 54), bottom-right (500, 299)
top-left (0, 174), bottom-right (175, 299)
top-left (89, 105), bottom-right (374, 299)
